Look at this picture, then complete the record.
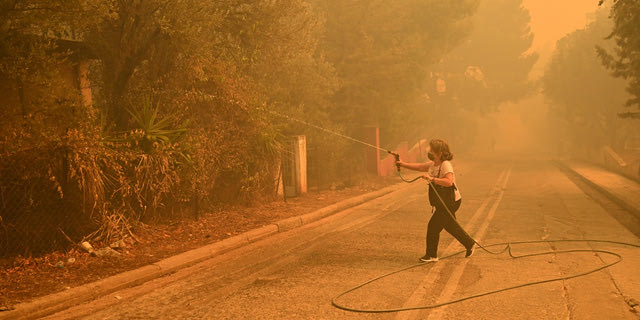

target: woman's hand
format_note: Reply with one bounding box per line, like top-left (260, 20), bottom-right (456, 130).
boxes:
top-left (422, 174), bottom-right (433, 182)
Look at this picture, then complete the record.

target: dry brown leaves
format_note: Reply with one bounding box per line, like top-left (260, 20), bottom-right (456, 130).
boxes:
top-left (0, 177), bottom-right (395, 308)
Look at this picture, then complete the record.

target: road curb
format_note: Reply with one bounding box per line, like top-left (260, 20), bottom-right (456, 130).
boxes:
top-left (555, 160), bottom-right (640, 218)
top-left (0, 182), bottom-right (406, 320)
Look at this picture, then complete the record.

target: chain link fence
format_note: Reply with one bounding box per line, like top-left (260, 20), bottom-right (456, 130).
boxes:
top-left (0, 137), bottom-right (368, 259)
top-left (0, 146), bottom-right (97, 258)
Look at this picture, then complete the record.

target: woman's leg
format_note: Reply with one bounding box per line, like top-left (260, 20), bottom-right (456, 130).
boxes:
top-left (426, 210), bottom-right (446, 258)
top-left (441, 200), bottom-right (475, 249)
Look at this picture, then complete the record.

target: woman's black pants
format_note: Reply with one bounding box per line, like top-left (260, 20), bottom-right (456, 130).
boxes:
top-left (426, 200), bottom-right (474, 258)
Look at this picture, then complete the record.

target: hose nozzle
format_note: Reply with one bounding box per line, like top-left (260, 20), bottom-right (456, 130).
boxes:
top-left (388, 151), bottom-right (400, 172)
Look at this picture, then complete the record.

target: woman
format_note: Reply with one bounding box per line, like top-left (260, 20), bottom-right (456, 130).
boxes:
top-left (396, 139), bottom-right (475, 262)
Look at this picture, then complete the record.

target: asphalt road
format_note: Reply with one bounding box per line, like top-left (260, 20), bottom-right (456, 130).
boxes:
top-left (43, 159), bottom-right (640, 320)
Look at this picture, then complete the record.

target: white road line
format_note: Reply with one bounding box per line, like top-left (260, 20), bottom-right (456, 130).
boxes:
top-left (395, 167), bottom-right (512, 320)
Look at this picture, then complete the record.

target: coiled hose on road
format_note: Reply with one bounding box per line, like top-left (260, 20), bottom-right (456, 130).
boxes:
top-left (331, 172), bottom-right (640, 313)
top-left (259, 109), bottom-right (639, 313)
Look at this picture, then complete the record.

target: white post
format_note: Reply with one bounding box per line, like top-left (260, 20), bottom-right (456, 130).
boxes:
top-left (292, 135), bottom-right (307, 194)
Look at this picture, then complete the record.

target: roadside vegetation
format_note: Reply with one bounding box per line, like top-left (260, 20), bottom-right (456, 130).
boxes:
top-left (1, 0), bottom-right (636, 265)
top-left (542, 1), bottom-right (640, 154)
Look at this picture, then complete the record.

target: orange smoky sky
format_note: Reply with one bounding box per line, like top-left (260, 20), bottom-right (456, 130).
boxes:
top-left (522, 0), bottom-right (600, 78)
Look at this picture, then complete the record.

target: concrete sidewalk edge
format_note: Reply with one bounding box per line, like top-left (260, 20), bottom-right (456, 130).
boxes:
top-left (555, 160), bottom-right (640, 217)
top-left (0, 182), bottom-right (408, 320)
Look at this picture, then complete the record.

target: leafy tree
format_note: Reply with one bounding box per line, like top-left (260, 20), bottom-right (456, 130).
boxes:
top-left (597, 0), bottom-right (640, 118)
top-left (66, 0), bottom-right (337, 202)
top-left (543, 8), bottom-right (630, 148)
top-left (72, 1), bottom-right (213, 130)
top-left (0, 0), bottom-right (85, 136)
top-left (312, 0), bottom-right (480, 147)
top-left (0, 0), bottom-right (339, 252)
top-left (211, 0), bottom-right (339, 139)
top-left (437, 0), bottom-right (538, 113)
top-left (0, 0), bottom-right (108, 255)
top-left (180, 0), bottom-right (341, 198)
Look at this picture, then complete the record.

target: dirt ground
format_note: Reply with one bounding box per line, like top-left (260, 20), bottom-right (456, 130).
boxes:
top-left (0, 177), bottom-right (396, 310)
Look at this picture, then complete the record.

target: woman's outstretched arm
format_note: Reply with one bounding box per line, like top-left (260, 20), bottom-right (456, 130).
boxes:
top-left (396, 160), bottom-right (430, 172)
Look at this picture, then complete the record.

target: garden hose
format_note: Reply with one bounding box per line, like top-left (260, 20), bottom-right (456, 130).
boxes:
top-left (330, 166), bottom-right (640, 313)
top-left (256, 111), bottom-right (640, 313)
top-left (331, 239), bottom-right (640, 313)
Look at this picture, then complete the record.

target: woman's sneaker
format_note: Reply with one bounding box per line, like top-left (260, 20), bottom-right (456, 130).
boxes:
top-left (465, 245), bottom-right (474, 258)
top-left (419, 255), bottom-right (438, 262)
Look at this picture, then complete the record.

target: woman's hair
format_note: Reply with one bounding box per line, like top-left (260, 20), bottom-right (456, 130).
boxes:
top-left (429, 139), bottom-right (454, 161)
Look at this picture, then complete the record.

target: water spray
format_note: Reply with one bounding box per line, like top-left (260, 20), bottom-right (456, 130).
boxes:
top-left (261, 107), bottom-right (640, 313)
top-left (263, 108), bottom-right (424, 183)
